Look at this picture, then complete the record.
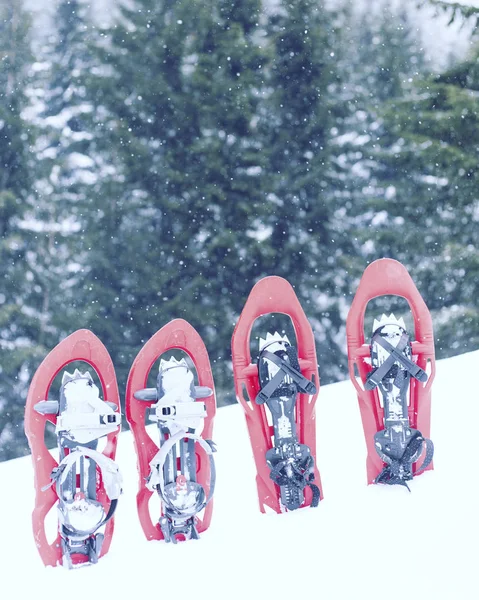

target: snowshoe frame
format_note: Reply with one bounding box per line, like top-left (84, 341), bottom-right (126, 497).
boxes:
top-left (125, 318), bottom-right (216, 541)
top-left (231, 275), bottom-right (322, 513)
top-left (24, 329), bottom-right (120, 567)
top-left (346, 258), bottom-right (435, 484)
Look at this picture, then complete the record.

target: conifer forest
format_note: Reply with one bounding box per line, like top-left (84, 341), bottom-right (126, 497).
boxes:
top-left (1, 0), bottom-right (478, 460)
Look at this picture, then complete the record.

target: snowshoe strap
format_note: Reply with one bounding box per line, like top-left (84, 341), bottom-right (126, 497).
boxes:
top-left (375, 431), bottom-right (434, 490)
top-left (135, 385), bottom-right (212, 402)
top-left (148, 399), bottom-right (207, 430)
top-left (152, 431), bottom-right (216, 517)
top-left (57, 411), bottom-right (121, 432)
top-left (269, 454), bottom-right (320, 508)
top-left (44, 447), bottom-right (123, 500)
top-left (56, 408), bottom-right (121, 444)
top-left (375, 333), bottom-right (428, 382)
top-left (46, 447), bottom-right (122, 536)
top-left (256, 348), bottom-right (316, 404)
top-left (366, 329), bottom-right (427, 391)
top-left (413, 436), bottom-right (434, 476)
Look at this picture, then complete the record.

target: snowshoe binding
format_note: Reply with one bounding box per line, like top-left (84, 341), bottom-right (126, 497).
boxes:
top-left (257, 333), bottom-right (320, 510)
top-left (136, 358), bottom-right (216, 542)
top-left (25, 330), bottom-right (122, 568)
top-left (232, 276), bottom-right (322, 513)
top-left (126, 319), bottom-right (216, 543)
top-left (366, 314), bottom-right (433, 489)
top-left (346, 258), bottom-right (436, 485)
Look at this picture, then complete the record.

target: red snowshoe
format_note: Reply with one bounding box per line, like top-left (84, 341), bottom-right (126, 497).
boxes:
top-left (125, 319), bottom-right (216, 543)
top-left (231, 276), bottom-right (322, 513)
top-left (24, 329), bottom-right (122, 568)
top-left (346, 258), bottom-right (435, 487)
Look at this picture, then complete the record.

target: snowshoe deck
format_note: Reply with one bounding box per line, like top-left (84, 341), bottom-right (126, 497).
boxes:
top-left (24, 329), bottom-right (121, 568)
top-left (125, 319), bottom-right (216, 542)
top-left (346, 259), bottom-right (435, 485)
top-left (231, 276), bottom-right (322, 513)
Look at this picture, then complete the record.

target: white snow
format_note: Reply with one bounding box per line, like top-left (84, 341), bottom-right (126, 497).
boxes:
top-left (1, 349), bottom-right (478, 598)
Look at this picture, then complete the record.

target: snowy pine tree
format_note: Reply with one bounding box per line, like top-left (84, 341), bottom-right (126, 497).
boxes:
top-left (78, 0), bottom-right (269, 399)
top-left (360, 46), bottom-right (479, 357)
top-left (27, 0), bottom-right (98, 340)
top-left (334, 3), bottom-right (429, 298)
top-left (0, 0), bottom-right (41, 459)
top-left (258, 0), bottom-right (352, 381)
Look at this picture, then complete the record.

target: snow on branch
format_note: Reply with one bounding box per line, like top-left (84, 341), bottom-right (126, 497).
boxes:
top-left (422, 0), bottom-right (479, 30)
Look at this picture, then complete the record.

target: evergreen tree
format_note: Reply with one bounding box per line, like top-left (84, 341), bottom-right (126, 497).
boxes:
top-left (336, 3), bottom-right (429, 296)
top-left (352, 3), bottom-right (425, 105)
top-left (28, 0), bottom-right (98, 342)
top-left (0, 0), bottom-right (39, 459)
top-left (258, 0), bottom-right (352, 382)
top-left (176, 0), bottom-right (270, 391)
top-left (79, 0), bottom-right (269, 399)
top-left (338, 2), bottom-right (427, 204)
top-left (357, 43), bottom-right (479, 357)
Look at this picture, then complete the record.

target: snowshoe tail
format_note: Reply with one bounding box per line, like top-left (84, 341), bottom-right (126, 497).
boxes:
top-left (231, 276), bottom-right (322, 513)
top-left (24, 329), bottom-right (121, 568)
top-left (125, 319), bottom-right (216, 542)
top-left (346, 259), bottom-right (435, 485)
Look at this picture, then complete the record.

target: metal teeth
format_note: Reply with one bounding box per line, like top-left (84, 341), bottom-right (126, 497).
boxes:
top-left (372, 313), bottom-right (406, 333)
top-left (259, 332), bottom-right (293, 384)
top-left (61, 369), bottom-right (94, 385)
top-left (159, 356), bottom-right (189, 372)
top-left (259, 331), bottom-right (291, 353)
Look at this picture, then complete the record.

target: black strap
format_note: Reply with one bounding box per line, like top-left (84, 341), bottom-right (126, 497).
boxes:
top-left (375, 431), bottom-right (434, 490)
top-left (375, 334), bottom-right (428, 382)
top-left (256, 348), bottom-right (316, 404)
top-left (414, 437), bottom-right (434, 475)
top-left (366, 331), bottom-right (408, 390)
top-left (366, 329), bottom-right (427, 390)
top-left (269, 454), bottom-right (320, 508)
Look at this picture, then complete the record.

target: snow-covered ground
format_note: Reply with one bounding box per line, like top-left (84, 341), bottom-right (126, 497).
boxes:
top-left (2, 349), bottom-right (478, 599)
